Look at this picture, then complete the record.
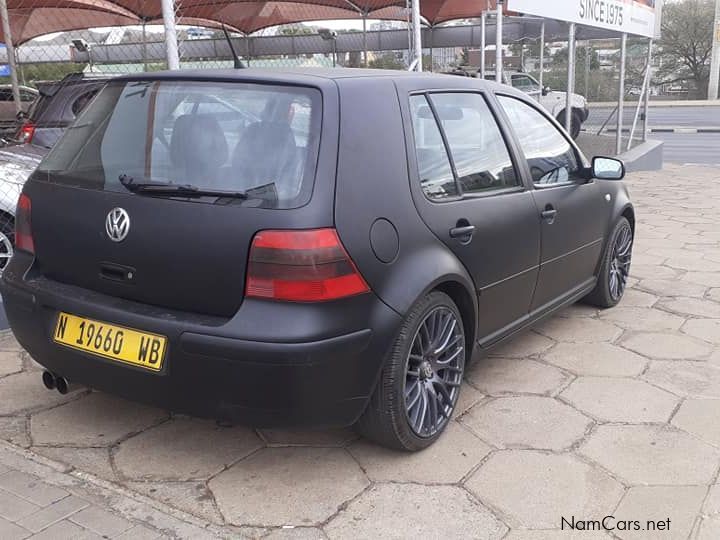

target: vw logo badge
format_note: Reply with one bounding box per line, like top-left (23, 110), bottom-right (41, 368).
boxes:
top-left (105, 208), bottom-right (130, 242)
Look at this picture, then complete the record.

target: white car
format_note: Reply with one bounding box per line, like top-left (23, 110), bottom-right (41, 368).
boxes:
top-left (482, 71), bottom-right (589, 138)
top-left (0, 144), bottom-right (45, 272)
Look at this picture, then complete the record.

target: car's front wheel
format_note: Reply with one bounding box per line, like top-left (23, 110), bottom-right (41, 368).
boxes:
top-left (0, 213), bottom-right (14, 275)
top-left (557, 109), bottom-right (582, 139)
top-left (585, 217), bottom-right (633, 308)
top-left (356, 291), bottom-right (466, 451)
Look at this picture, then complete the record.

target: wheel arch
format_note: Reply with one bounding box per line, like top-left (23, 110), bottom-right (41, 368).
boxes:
top-left (432, 279), bottom-right (477, 358)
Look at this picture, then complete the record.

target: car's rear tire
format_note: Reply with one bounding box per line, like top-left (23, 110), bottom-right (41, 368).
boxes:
top-left (585, 217), bottom-right (633, 308)
top-left (557, 109), bottom-right (582, 139)
top-left (356, 291), bottom-right (466, 451)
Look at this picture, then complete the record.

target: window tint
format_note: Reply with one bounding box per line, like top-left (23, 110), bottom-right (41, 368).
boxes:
top-left (429, 93), bottom-right (518, 194)
top-left (38, 81), bottom-right (321, 209)
top-left (71, 90), bottom-right (99, 116)
top-left (498, 95), bottom-right (582, 185)
top-left (409, 95), bottom-right (458, 200)
top-left (0, 89), bottom-right (12, 101)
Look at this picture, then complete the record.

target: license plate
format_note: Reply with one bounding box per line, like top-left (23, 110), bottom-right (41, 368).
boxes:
top-left (53, 312), bottom-right (167, 372)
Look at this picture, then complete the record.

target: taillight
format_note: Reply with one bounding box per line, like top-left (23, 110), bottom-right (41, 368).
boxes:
top-left (18, 123), bottom-right (35, 144)
top-left (246, 228), bottom-right (370, 302)
top-left (16, 193), bottom-right (34, 254)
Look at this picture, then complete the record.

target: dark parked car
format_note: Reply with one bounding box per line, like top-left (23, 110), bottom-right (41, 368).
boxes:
top-left (1, 69), bottom-right (634, 450)
top-left (16, 72), bottom-right (110, 149)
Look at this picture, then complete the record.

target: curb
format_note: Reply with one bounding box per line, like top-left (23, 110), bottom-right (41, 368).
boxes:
top-left (583, 127), bottom-right (720, 134)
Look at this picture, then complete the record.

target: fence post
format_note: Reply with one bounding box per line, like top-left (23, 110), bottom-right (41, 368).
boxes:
top-left (480, 11), bottom-right (486, 77)
top-left (0, 0), bottom-right (21, 114)
top-left (160, 0), bottom-right (180, 70)
top-left (411, 0), bottom-right (422, 71)
top-left (566, 22), bottom-right (576, 134)
top-left (539, 20), bottom-right (545, 90)
top-left (616, 32), bottom-right (627, 155)
top-left (496, 0), bottom-right (503, 83)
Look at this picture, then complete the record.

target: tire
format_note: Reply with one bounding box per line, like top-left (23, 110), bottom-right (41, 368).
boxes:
top-left (585, 217), bottom-right (633, 308)
top-left (0, 213), bottom-right (14, 275)
top-left (356, 291), bottom-right (466, 451)
top-left (557, 110), bottom-right (581, 139)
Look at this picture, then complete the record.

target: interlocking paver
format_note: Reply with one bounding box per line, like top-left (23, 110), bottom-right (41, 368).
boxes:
top-left (324, 484), bottom-right (506, 539)
top-left (30, 393), bottom-right (167, 447)
top-left (598, 307), bottom-right (686, 332)
top-left (208, 447), bottom-right (369, 526)
top-left (462, 396), bottom-right (591, 451)
top-left (613, 486), bottom-right (706, 540)
top-left (486, 331), bottom-right (554, 358)
top-left (27, 519), bottom-right (102, 540)
top-left (621, 332), bottom-right (713, 359)
top-left (637, 278), bottom-right (707, 298)
top-left (115, 417), bottom-right (261, 481)
top-left (0, 470), bottom-right (68, 506)
top-left (560, 377), bottom-right (678, 423)
top-left (264, 527), bottom-right (326, 539)
top-left (643, 360), bottom-right (720, 398)
top-left (534, 317), bottom-right (622, 343)
top-left (682, 318), bottom-right (720, 344)
top-left (542, 342), bottom-right (647, 377)
top-left (0, 372), bottom-right (80, 415)
top-left (349, 421), bottom-right (490, 483)
top-left (660, 297), bottom-right (720, 318)
top-left (466, 451), bottom-right (623, 529)
top-left (0, 517), bottom-right (30, 540)
top-left (465, 357), bottom-right (569, 396)
top-left (259, 428), bottom-right (357, 447)
top-left (16, 495), bottom-right (88, 532)
top-left (671, 398), bottom-right (720, 446)
top-left (69, 506), bottom-right (134, 537)
top-left (0, 351), bottom-right (23, 378)
top-left (0, 489), bottom-right (40, 521)
top-left (579, 425), bottom-right (719, 485)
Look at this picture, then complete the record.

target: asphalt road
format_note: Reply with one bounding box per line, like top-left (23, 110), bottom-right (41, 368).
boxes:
top-left (587, 105), bottom-right (720, 129)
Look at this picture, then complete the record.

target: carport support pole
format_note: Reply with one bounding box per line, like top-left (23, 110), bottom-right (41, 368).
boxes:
top-left (480, 12), bottom-right (486, 77)
top-left (642, 38), bottom-right (653, 142)
top-left (411, 0), bottom-right (422, 71)
top-left (362, 14), bottom-right (368, 67)
top-left (0, 0), bottom-right (21, 115)
top-left (496, 0), bottom-right (503, 83)
top-left (539, 21), bottom-right (545, 90)
top-left (160, 0), bottom-right (180, 70)
top-left (565, 23), bottom-right (576, 134)
top-left (616, 32), bottom-right (627, 155)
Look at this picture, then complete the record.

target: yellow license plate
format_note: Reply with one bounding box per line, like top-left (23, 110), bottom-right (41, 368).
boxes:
top-left (53, 312), bottom-right (167, 372)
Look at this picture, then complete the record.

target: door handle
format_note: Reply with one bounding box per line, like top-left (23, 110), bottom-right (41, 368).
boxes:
top-left (449, 223), bottom-right (476, 243)
top-left (541, 205), bottom-right (557, 222)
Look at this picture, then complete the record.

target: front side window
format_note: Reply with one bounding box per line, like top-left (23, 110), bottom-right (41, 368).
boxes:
top-left (510, 74), bottom-right (540, 92)
top-left (429, 93), bottom-right (518, 194)
top-left (497, 95), bottom-right (582, 186)
top-left (38, 80), bottom-right (322, 209)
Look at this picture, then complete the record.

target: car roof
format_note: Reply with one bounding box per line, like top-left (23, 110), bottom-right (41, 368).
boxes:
top-left (115, 67), bottom-right (511, 92)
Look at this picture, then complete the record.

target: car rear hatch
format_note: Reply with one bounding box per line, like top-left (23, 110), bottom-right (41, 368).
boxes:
top-left (23, 77), bottom-right (332, 318)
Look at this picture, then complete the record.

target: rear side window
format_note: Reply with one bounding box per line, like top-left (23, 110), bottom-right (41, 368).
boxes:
top-left (38, 80), bottom-right (322, 209)
top-left (409, 92), bottom-right (518, 201)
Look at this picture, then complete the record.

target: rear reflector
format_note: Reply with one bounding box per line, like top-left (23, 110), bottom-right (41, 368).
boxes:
top-left (246, 228), bottom-right (370, 302)
top-left (18, 123), bottom-right (35, 144)
top-left (16, 193), bottom-right (34, 254)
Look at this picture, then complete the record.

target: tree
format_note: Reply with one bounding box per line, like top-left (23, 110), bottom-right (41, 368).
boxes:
top-left (655, 0), bottom-right (714, 98)
top-left (552, 45), bottom-right (600, 70)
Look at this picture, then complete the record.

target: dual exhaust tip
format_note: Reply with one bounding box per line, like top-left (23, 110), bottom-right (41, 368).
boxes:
top-left (42, 371), bottom-right (75, 395)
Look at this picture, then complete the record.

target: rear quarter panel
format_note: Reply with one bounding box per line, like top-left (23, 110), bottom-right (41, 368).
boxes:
top-left (333, 77), bottom-right (477, 321)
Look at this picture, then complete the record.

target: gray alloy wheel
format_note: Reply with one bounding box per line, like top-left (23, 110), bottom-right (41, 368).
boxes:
top-left (585, 217), bottom-right (633, 308)
top-left (0, 215), bottom-right (14, 275)
top-left (404, 306), bottom-right (464, 437)
top-left (355, 291), bottom-right (466, 451)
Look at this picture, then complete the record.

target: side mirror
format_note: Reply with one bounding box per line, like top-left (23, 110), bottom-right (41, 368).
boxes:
top-left (592, 156), bottom-right (625, 180)
top-left (541, 86), bottom-right (550, 96)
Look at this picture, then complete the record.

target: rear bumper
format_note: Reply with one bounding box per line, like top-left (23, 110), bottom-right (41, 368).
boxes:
top-left (1, 255), bottom-right (402, 428)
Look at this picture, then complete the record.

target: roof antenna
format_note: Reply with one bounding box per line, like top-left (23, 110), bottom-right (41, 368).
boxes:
top-left (222, 24), bottom-right (246, 69)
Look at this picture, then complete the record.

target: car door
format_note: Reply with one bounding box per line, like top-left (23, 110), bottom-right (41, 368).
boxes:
top-left (405, 91), bottom-right (541, 341)
top-left (496, 94), bottom-right (608, 313)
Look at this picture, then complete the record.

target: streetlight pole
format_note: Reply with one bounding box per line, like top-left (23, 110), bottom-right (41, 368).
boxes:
top-left (496, 0), bottom-right (503, 83)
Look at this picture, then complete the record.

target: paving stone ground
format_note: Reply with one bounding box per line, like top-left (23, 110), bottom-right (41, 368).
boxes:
top-left (1, 163), bottom-right (720, 539)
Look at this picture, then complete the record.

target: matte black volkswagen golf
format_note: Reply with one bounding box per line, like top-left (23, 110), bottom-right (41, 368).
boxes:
top-left (1, 69), bottom-right (634, 450)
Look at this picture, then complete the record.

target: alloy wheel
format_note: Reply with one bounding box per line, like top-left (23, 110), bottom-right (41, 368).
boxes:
top-left (0, 231), bottom-right (13, 275)
top-left (609, 223), bottom-right (632, 301)
top-left (404, 306), bottom-right (464, 437)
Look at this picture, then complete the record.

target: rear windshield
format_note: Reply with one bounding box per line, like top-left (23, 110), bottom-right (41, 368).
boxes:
top-left (37, 80), bottom-right (322, 209)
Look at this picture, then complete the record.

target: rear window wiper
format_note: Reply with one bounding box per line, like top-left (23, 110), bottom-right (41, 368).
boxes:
top-left (119, 174), bottom-right (248, 199)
